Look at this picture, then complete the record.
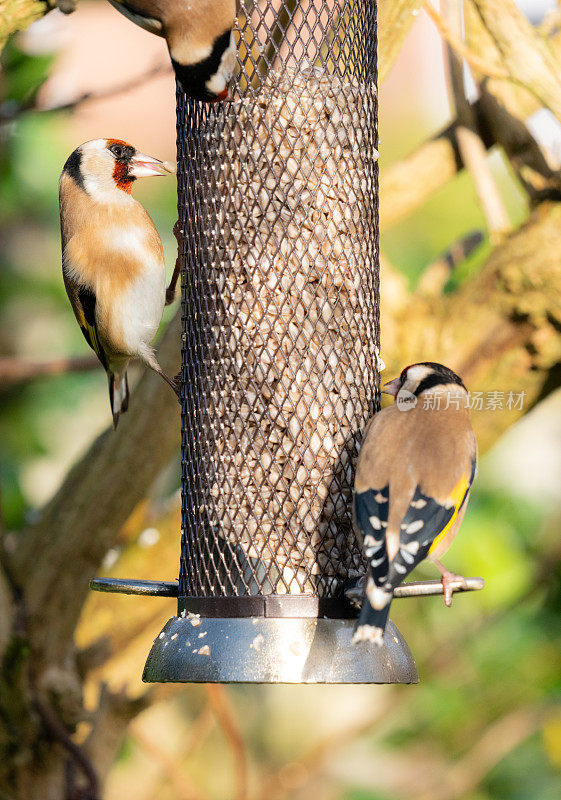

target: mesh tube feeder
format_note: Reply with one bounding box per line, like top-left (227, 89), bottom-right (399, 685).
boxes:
top-left (91, 0), bottom-right (482, 683)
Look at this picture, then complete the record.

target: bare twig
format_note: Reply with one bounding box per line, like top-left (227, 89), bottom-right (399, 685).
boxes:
top-left (425, 3), bottom-right (508, 79)
top-left (378, 0), bottom-right (425, 84)
top-left (252, 537), bottom-right (561, 800)
top-left (10, 310), bottom-right (181, 666)
top-left (132, 720), bottom-right (208, 800)
top-left (469, 0), bottom-right (561, 123)
top-left (382, 1), bottom-right (561, 231)
top-left (442, 1), bottom-right (511, 241)
top-left (250, 535), bottom-right (561, 800)
top-left (475, 82), bottom-right (561, 203)
top-left (252, 694), bottom-right (400, 800)
top-left (0, 355), bottom-right (98, 387)
top-left (381, 88), bottom-right (561, 232)
top-left (457, 120), bottom-right (513, 240)
top-left (181, 705), bottom-right (215, 759)
top-left (416, 229), bottom-right (484, 297)
top-left (205, 684), bottom-right (248, 800)
top-left (388, 201), bottom-right (561, 452)
top-left (80, 684), bottom-right (152, 793)
top-left (34, 698), bottom-right (100, 800)
top-left (0, 62), bottom-right (173, 125)
top-left (415, 705), bottom-right (546, 800)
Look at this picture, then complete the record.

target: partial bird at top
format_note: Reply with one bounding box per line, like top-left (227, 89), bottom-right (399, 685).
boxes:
top-left (108, 0), bottom-right (237, 102)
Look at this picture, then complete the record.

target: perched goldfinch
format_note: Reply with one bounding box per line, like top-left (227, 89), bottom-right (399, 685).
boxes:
top-left (59, 138), bottom-right (177, 428)
top-left (107, 0), bottom-right (237, 102)
top-left (352, 362), bottom-right (478, 645)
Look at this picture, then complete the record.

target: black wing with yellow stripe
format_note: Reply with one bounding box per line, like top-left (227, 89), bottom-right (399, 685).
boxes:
top-left (76, 286), bottom-right (108, 370)
top-left (62, 265), bottom-right (108, 370)
top-left (387, 457), bottom-right (477, 586)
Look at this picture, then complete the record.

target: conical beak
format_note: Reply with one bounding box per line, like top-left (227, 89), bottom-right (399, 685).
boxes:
top-left (382, 377), bottom-right (402, 397)
top-left (129, 152), bottom-right (174, 178)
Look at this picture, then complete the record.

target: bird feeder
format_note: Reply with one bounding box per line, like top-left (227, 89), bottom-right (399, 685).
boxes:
top-left (91, 0), bottom-right (482, 683)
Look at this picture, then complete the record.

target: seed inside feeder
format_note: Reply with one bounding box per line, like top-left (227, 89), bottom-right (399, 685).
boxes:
top-left (204, 66), bottom-right (380, 595)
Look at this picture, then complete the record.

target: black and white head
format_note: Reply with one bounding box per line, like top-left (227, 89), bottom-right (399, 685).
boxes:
top-left (170, 29), bottom-right (237, 102)
top-left (107, 0), bottom-right (237, 103)
top-left (383, 362), bottom-right (466, 399)
top-left (61, 138), bottom-right (171, 201)
top-left (166, 0), bottom-right (237, 102)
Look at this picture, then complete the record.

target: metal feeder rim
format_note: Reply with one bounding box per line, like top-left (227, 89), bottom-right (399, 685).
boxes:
top-left (142, 616), bottom-right (420, 684)
top-left (90, 576), bottom-right (485, 604)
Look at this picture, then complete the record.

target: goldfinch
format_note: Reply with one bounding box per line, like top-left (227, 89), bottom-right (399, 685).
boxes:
top-left (107, 0), bottom-right (237, 102)
top-left (352, 362), bottom-right (478, 645)
top-left (59, 138), bottom-right (177, 428)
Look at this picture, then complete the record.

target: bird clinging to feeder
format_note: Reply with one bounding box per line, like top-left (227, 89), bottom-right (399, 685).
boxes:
top-left (59, 138), bottom-right (177, 428)
top-left (107, 0), bottom-right (237, 102)
top-left (352, 362), bottom-right (478, 645)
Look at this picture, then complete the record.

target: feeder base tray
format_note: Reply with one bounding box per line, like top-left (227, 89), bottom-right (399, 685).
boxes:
top-left (142, 616), bottom-right (418, 684)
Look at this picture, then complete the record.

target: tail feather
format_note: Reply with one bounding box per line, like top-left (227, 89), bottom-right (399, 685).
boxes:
top-left (108, 371), bottom-right (130, 429)
top-left (352, 589), bottom-right (393, 645)
top-left (353, 487), bottom-right (392, 644)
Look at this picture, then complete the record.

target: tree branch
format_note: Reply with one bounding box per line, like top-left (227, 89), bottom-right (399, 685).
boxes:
top-left (381, 0), bottom-right (561, 232)
top-left (34, 698), bottom-right (100, 800)
top-left (416, 230), bottom-right (483, 297)
top-left (425, 3), bottom-right (509, 79)
top-left (205, 685), bottom-right (248, 800)
top-left (385, 202), bottom-right (561, 452)
top-left (0, 1), bottom-right (46, 50)
top-left (0, 62), bottom-right (173, 125)
top-left (380, 133), bottom-right (461, 231)
top-left (415, 705), bottom-right (546, 800)
top-left (82, 684), bottom-right (152, 790)
top-left (9, 311), bottom-right (181, 667)
top-left (469, 0), bottom-right (561, 123)
top-left (380, 85), bottom-right (561, 231)
top-left (475, 81), bottom-right (561, 202)
top-left (0, 356), bottom-right (98, 387)
top-left (131, 718), bottom-right (209, 800)
top-left (252, 696), bottom-right (396, 800)
top-left (443, 1), bottom-right (511, 241)
top-left (378, 0), bottom-right (425, 84)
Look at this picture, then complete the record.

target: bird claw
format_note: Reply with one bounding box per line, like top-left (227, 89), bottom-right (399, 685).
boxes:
top-left (172, 371), bottom-right (182, 399)
top-left (344, 576), bottom-right (366, 611)
top-left (440, 571), bottom-right (468, 607)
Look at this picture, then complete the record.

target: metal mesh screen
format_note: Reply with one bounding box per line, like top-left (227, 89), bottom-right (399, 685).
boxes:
top-left (178, 0), bottom-right (380, 603)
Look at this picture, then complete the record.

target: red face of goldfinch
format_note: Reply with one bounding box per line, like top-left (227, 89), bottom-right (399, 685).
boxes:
top-left (62, 138), bottom-right (174, 200)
